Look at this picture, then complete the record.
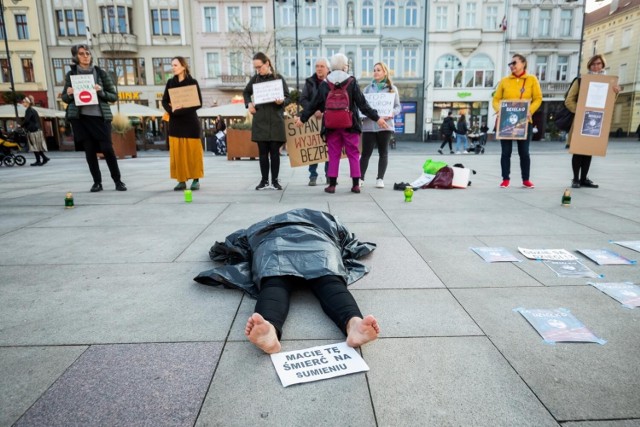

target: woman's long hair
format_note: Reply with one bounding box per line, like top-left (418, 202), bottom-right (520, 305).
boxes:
top-left (374, 62), bottom-right (395, 93)
top-left (172, 56), bottom-right (191, 79)
top-left (253, 52), bottom-right (275, 75)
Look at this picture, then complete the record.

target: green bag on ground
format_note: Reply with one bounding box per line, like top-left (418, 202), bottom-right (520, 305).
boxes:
top-left (422, 159), bottom-right (448, 175)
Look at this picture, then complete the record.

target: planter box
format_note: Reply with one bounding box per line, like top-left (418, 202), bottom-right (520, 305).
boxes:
top-left (106, 129), bottom-right (137, 159)
top-left (226, 128), bottom-right (258, 160)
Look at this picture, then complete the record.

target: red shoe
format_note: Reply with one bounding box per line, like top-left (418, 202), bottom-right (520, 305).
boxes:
top-left (500, 179), bottom-right (510, 188)
top-left (522, 180), bottom-right (535, 189)
top-left (324, 185), bottom-right (336, 194)
top-left (351, 185), bottom-right (361, 193)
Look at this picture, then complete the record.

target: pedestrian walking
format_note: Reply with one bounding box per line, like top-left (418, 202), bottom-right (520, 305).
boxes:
top-left (455, 114), bottom-right (469, 154)
top-left (438, 111), bottom-right (456, 154)
top-left (20, 96), bottom-right (50, 167)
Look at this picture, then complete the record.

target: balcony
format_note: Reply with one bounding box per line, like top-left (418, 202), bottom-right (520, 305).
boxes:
top-left (451, 29), bottom-right (481, 56)
top-left (95, 33), bottom-right (138, 54)
top-left (540, 81), bottom-right (571, 97)
top-left (215, 75), bottom-right (249, 91)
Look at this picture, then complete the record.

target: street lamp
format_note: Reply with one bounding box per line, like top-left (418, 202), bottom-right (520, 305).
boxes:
top-left (0, 0), bottom-right (21, 122)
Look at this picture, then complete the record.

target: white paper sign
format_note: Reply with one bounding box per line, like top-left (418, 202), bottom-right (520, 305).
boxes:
top-left (585, 82), bottom-right (608, 109)
top-left (270, 342), bottom-right (369, 387)
top-left (518, 247), bottom-right (578, 261)
top-left (253, 79), bottom-right (285, 105)
top-left (70, 74), bottom-right (98, 106)
top-left (360, 92), bottom-right (395, 118)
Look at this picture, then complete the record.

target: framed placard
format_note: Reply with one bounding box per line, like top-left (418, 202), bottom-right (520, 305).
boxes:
top-left (569, 74), bottom-right (618, 157)
top-left (253, 79), bottom-right (284, 105)
top-left (496, 100), bottom-right (530, 140)
top-left (70, 75), bottom-right (98, 106)
top-left (168, 85), bottom-right (201, 109)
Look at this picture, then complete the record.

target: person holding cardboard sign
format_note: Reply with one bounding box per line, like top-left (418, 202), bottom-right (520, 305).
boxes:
top-left (492, 54), bottom-right (542, 189)
top-left (243, 52), bottom-right (289, 191)
top-left (61, 44), bottom-right (126, 193)
top-left (162, 57), bottom-right (204, 191)
top-left (565, 54), bottom-right (621, 189)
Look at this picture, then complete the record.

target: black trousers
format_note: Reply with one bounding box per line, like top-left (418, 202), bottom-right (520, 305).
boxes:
top-left (360, 131), bottom-right (392, 180)
top-left (70, 115), bottom-right (121, 184)
top-left (255, 275), bottom-right (363, 339)
top-left (571, 154), bottom-right (593, 181)
top-left (257, 141), bottom-right (281, 182)
top-left (440, 135), bottom-right (453, 150)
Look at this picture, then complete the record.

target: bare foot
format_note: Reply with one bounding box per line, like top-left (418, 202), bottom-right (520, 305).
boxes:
top-left (245, 313), bottom-right (281, 354)
top-left (346, 315), bottom-right (380, 348)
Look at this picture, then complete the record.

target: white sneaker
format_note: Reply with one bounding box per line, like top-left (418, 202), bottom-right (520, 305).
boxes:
top-left (375, 179), bottom-right (384, 188)
top-left (455, 151), bottom-right (461, 154)
top-left (359, 179), bottom-right (364, 187)
top-left (463, 150), bottom-right (469, 154)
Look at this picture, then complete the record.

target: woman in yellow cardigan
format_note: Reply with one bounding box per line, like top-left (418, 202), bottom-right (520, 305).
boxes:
top-left (564, 54), bottom-right (620, 189)
top-left (492, 54), bottom-right (543, 188)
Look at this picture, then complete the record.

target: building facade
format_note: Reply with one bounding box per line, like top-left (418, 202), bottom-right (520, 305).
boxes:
top-left (0, 0), bottom-right (49, 108)
top-left (38, 0), bottom-right (193, 111)
top-left (273, 0), bottom-right (426, 140)
top-left (584, 0), bottom-right (640, 136)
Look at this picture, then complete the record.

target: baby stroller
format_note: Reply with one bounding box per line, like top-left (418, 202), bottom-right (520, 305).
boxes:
top-left (213, 130), bottom-right (226, 156)
top-left (0, 130), bottom-right (27, 166)
top-left (467, 132), bottom-right (485, 155)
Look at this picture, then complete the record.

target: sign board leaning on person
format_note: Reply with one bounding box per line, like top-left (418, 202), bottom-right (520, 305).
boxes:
top-left (284, 117), bottom-right (346, 167)
top-left (168, 85), bottom-right (201, 109)
top-left (252, 79), bottom-right (285, 105)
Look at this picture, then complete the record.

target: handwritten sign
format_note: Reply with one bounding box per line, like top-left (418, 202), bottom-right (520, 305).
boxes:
top-left (284, 117), bottom-right (346, 167)
top-left (70, 75), bottom-right (98, 106)
top-left (360, 92), bottom-right (395, 118)
top-left (497, 100), bottom-right (530, 140)
top-left (517, 247), bottom-right (577, 261)
top-left (270, 342), bottom-right (370, 387)
top-left (253, 79), bottom-right (284, 105)
top-left (168, 85), bottom-right (201, 109)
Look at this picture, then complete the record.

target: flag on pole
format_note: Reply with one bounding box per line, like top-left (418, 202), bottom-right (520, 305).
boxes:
top-left (499, 16), bottom-right (507, 31)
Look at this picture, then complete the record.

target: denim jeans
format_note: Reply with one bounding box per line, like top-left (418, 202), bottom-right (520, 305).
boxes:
top-left (455, 134), bottom-right (468, 152)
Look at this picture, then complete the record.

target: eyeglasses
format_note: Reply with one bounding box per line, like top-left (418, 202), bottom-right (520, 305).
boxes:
top-left (508, 61), bottom-right (517, 67)
top-left (254, 63), bottom-right (265, 71)
top-left (77, 52), bottom-right (91, 57)
top-left (591, 62), bottom-right (604, 66)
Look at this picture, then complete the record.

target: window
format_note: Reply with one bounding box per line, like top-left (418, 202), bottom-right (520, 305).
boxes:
top-left (560, 10), bottom-right (572, 37)
top-left (227, 6), bottom-right (242, 31)
top-left (151, 9), bottom-right (180, 35)
top-left (435, 6), bottom-right (448, 30)
top-left (203, 7), bottom-right (217, 33)
top-left (101, 6), bottom-right (131, 34)
top-left (98, 58), bottom-right (146, 86)
top-left (464, 55), bottom-right (495, 88)
top-left (556, 56), bottom-right (568, 81)
top-left (362, 0), bottom-right (374, 27)
top-left (621, 28), bottom-right (632, 48)
top-left (539, 10), bottom-right (551, 37)
top-left (605, 34), bottom-right (614, 53)
top-left (229, 51), bottom-right (243, 76)
top-left (535, 56), bottom-right (547, 81)
top-left (403, 47), bottom-right (418, 77)
top-left (250, 6), bottom-right (264, 31)
top-left (21, 58), bottom-right (34, 83)
top-left (206, 53), bottom-right (220, 78)
top-left (405, 1), bottom-right (418, 27)
top-left (591, 40), bottom-right (598, 56)
top-left (485, 6), bottom-right (498, 29)
top-left (1, 59), bottom-right (10, 83)
top-left (280, 48), bottom-right (295, 77)
top-left (280, 3), bottom-right (294, 27)
top-left (517, 10), bottom-right (530, 37)
top-left (152, 58), bottom-right (173, 85)
top-left (15, 14), bottom-right (29, 39)
top-left (327, 0), bottom-right (339, 27)
top-left (433, 55), bottom-right (463, 88)
top-left (382, 47), bottom-right (396, 75)
top-left (326, 46), bottom-right (340, 59)
top-left (383, 1), bottom-right (396, 26)
top-left (55, 9), bottom-right (86, 37)
top-left (304, 2), bottom-right (318, 26)
top-left (465, 2), bottom-right (476, 28)
top-left (361, 48), bottom-right (374, 77)
top-left (303, 47), bottom-right (319, 77)
top-left (619, 63), bottom-right (627, 83)
top-left (0, 14), bottom-right (4, 40)
top-left (52, 58), bottom-right (73, 85)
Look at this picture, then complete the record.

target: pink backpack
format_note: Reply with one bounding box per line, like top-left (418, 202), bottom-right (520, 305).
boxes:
top-left (324, 78), bottom-right (353, 129)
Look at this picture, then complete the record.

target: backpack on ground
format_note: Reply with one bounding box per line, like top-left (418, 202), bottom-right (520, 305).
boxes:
top-left (324, 78), bottom-right (354, 129)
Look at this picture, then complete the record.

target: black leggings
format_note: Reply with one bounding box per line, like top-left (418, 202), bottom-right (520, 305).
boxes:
top-left (257, 141), bottom-right (281, 182)
top-left (255, 275), bottom-right (363, 339)
top-left (571, 154), bottom-right (592, 182)
top-left (360, 131), bottom-right (392, 180)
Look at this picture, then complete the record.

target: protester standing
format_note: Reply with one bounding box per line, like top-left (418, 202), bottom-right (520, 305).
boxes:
top-left (243, 52), bottom-right (289, 190)
top-left (455, 114), bottom-right (469, 154)
top-left (438, 111), bottom-right (456, 155)
top-left (492, 53), bottom-right (542, 188)
top-left (162, 57), bottom-right (204, 191)
top-left (360, 62), bottom-right (401, 189)
top-left (300, 58), bottom-right (330, 186)
top-left (21, 96), bottom-right (50, 166)
top-left (61, 44), bottom-right (126, 192)
top-left (296, 53), bottom-right (388, 194)
top-left (565, 54), bottom-right (621, 189)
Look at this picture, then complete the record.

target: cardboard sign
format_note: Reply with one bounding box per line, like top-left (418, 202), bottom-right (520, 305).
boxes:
top-left (569, 74), bottom-right (618, 157)
top-left (496, 100), bottom-right (530, 140)
top-left (253, 79), bottom-right (284, 105)
top-left (168, 85), bottom-right (201, 109)
top-left (284, 117), bottom-right (347, 167)
top-left (70, 75), bottom-right (98, 106)
top-left (270, 342), bottom-right (370, 387)
top-left (359, 92), bottom-right (395, 118)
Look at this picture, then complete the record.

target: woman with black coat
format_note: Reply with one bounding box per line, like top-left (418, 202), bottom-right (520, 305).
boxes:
top-left (21, 96), bottom-right (49, 166)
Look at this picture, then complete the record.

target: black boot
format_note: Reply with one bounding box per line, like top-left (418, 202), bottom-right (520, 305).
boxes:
top-left (31, 152), bottom-right (42, 166)
top-left (41, 153), bottom-right (50, 165)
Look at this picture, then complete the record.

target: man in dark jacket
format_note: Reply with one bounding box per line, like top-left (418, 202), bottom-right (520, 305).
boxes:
top-left (300, 58), bottom-right (330, 186)
top-left (61, 44), bottom-right (126, 192)
top-left (438, 111), bottom-right (456, 154)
